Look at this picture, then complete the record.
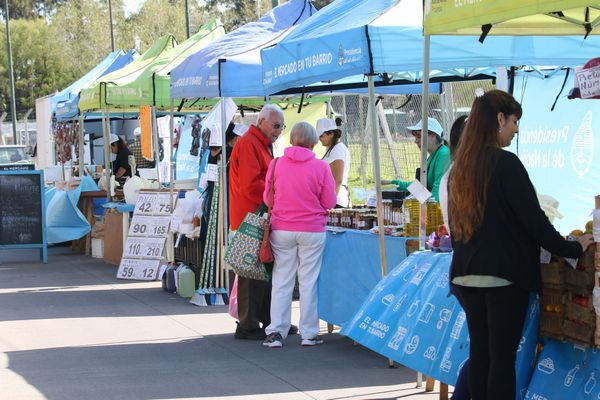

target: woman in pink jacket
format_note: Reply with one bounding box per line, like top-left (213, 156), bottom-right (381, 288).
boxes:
top-left (262, 121), bottom-right (337, 348)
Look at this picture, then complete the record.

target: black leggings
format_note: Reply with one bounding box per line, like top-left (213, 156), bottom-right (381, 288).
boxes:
top-left (451, 284), bottom-right (529, 400)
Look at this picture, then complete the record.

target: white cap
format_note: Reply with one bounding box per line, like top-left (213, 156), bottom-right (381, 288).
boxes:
top-left (233, 123), bottom-right (248, 137)
top-left (109, 134), bottom-right (119, 144)
top-left (133, 127), bottom-right (141, 137)
top-left (316, 118), bottom-right (337, 136)
top-left (407, 117), bottom-right (444, 137)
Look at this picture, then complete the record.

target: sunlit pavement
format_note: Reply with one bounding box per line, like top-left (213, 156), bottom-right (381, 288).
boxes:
top-left (0, 247), bottom-right (448, 400)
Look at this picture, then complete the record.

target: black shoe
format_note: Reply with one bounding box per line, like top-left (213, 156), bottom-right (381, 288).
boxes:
top-left (288, 324), bottom-right (299, 335)
top-left (234, 326), bottom-right (267, 340)
top-left (263, 332), bottom-right (283, 348)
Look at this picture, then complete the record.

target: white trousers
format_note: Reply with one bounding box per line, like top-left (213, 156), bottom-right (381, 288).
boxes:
top-left (265, 230), bottom-right (326, 340)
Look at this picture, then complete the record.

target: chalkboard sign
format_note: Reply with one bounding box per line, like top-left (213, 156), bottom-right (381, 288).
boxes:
top-left (0, 170), bottom-right (47, 262)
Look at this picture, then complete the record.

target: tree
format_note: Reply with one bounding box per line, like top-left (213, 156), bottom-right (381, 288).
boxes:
top-left (1, 0), bottom-right (66, 19)
top-left (0, 18), bottom-right (68, 115)
top-left (49, 0), bottom-right (126, 84)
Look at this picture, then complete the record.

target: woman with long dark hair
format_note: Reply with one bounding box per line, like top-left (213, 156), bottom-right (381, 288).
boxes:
top-left (448, 90), bottom-right (594, 400)
top-left (317, 117), bottom-right (351, 208)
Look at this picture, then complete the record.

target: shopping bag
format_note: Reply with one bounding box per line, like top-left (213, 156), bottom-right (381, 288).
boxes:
top-left (228, 275), bottom-right (239, 319)
top-left (259, 157), bottom-right (278, 263)
top-left (259, 222), bottom-right (274, 263)
top-left (224, 212), bottom-right (268, 281)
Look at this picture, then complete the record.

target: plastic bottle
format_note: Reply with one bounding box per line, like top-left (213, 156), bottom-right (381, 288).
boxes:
top-left (177, 266), bottom-right (196, 298)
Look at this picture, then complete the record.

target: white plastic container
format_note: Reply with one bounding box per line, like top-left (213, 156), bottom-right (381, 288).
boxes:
top-left (91, 238), bottom-right (104, 258)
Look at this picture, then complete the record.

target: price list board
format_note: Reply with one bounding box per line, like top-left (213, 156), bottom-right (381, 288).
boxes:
top-left (117, 191), bottom-right (177, 281)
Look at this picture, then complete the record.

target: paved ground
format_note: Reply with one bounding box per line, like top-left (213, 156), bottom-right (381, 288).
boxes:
top-left (0, 247), bottom-right (449, 400)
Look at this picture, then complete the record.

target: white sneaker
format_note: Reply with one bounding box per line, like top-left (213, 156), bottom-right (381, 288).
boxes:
top-left (301, 336), bottom-right (323, 346)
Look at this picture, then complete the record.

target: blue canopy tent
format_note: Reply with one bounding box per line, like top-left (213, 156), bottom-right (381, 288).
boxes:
top-left (170, 0), bottom-right (316, 100)
top-left (260, 0), bottom-right (600, 281)
top-left (52, 50), bottom-right (138, 121)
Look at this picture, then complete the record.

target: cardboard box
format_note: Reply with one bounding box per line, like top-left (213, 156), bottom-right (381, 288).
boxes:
top-left (103, 210), bottom-right (123, 266)
top-left (595, 252), bottom-right (600, 270)
top-left (595, 195), bottom-right (600, 209)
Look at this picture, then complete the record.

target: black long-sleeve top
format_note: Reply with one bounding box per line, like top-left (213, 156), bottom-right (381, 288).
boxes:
top-left (450, 148), bottom-right (582, 293)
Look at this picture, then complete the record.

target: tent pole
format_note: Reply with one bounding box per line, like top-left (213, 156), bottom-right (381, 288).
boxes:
top-left (415, 33), bottom-right (432, 390)
top-left (169, 100), bottom-right (175, 208)
top-left (168, 100), bottom-right (175, 264)
top-left (220, 97), bottom-right (229, 292)
top-left (78, 115), bottom-right (85, 177)
top-left (419, 35), bottom-right (431, 250)
top-left (368, 75), bottom-right (387, 278)
top-left (103, 108), bottom-right (111, 201)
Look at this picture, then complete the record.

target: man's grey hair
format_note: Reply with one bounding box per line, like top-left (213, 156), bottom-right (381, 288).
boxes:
top-left (290, 121), bottom-right (318, 149)
top-left (257, 103), bottom-right (284, 123)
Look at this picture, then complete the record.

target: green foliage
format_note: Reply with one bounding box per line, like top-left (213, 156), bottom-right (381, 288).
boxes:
top-left (0, 0), bottom-right (340, 119)
top-left (0, 18), bottom-right (67, 113)
top-left (1, 0), bottom-right (66, 19)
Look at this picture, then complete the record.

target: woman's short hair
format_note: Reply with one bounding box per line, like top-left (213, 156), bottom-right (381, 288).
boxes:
top-left (449, 115), bottom-right (468, 155)
top-left (290, 121), bottom-right (318, 148)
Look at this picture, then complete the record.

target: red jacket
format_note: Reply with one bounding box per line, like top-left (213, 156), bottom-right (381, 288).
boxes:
top-left (229, 124), bottom-right (273, 230)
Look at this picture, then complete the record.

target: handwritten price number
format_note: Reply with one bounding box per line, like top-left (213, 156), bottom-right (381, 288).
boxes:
top-left (128, 242), bottom-right (142, 256)
top-left (146, 245), bottom-right (162, 258)
top-left (158, 203), bottom-right (172, 214)
top-left (131, 223), bottom-right (147, 235)
top-left (120, 265), bottom-right (156, 280)
top-left (153, 225), bottom-right (168, 236)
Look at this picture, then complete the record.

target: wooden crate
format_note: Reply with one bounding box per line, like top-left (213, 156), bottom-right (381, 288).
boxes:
top-left (578, 247), bottom-right (596, 270)
top-left (541, 259), bottom-right (565, 287)
top-left (595, 252), bottom-right (600, 270)
top-left (565, 267), bottom-right (595, 292)
top-left (540, 312), bottom-right (563, 339)
top-left (563, 319), bottom-right (595, 347)
top-left (566, 300), bottom-right (595, 326)
top-left (405, 239), bottom-right (419, 256)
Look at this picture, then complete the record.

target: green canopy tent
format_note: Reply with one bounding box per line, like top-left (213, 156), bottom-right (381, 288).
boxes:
top-left (424, 1), bottom-right (600, 37)
top-left (100, 20), bottom-right (225, 110)
top-left (79, 34), bottom-right (178, 112)
top-left (414, 1), bottom-right (600, 250)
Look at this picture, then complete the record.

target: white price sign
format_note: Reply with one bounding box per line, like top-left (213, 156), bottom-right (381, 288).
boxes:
top-left (117, 258), bottom-right (161, 281)
top-left (135, 192), bottom-right (158, 215)
top-left (123, 237), bottom-right (166, 259)
top-left (129, 215), bottom-right (171, 237)
top-left (156, 192), bottom-right (177, 215)
top-left (135, 191), bottom-right (177, 215)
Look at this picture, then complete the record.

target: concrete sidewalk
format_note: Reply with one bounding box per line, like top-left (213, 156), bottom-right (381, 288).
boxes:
top-left (0, 247), bottom-right (448, 400)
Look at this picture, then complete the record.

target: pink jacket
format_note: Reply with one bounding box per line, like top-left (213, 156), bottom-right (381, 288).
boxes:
top-left (263, 146), bottom-right (337, 232)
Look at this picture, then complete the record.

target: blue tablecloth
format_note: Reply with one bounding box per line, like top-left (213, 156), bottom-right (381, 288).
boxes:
top-left (102, 202), bottom-right (135, 213)
top-left (341, 251), bottom-right (539, 399)
top-left (525, 339), bottom-right (600, 399)
top-left (318, 229), bottom-right (412, 327)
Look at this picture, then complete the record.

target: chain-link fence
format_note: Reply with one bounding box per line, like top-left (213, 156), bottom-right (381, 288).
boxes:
top-left (328, 80), bottom-right (495, 201)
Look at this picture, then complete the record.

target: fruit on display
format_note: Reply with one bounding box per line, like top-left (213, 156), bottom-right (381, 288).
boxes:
top-left (570, 229), bottom-right (584, 237)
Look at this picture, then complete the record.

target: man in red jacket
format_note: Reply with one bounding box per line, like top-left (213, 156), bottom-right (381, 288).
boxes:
top-left (229, 104), bottom-right (285, 340)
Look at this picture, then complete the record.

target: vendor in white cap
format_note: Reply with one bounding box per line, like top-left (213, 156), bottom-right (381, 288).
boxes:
top-left (109, 133), bottom-right (133, 179)
top-left (382, 117), bottom-right (450, 202)
top-left (317, 117), bottom-right (351, 208)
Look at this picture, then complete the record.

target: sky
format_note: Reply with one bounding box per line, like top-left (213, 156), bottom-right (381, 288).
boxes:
top-left (124, 0), bottom-right (146, 17)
